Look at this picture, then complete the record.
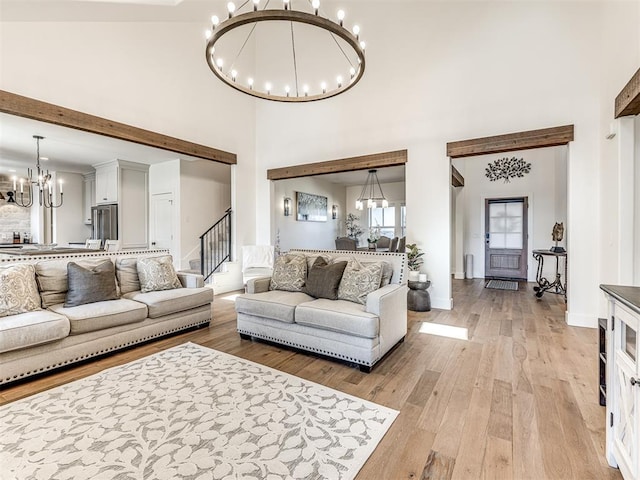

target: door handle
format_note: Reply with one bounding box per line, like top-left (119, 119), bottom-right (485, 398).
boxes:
top-left (631, 377), bottom-right (640, 386)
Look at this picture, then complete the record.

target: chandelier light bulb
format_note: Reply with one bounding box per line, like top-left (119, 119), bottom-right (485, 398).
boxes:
top-left (360, 41), bottom-right (366, 50)
top-left (248, 77), bottom-right (254, 89)
top-left (253, 0), bottom-right (259, 10)
top-left (231, 69), bottom-right (237, 81)
top-left (336, 75), bottom-right (343, 87)
top-left (227, 2), bottom-right (235, 17)
top-left (382, 199), bottom-right (389, 208)
top-left (205, 29), bottom-right (212, 40)
top-left (337, 9), bottom-right (345, 26)
top-left (303, 84), bottom-right (309, 96)
top-left (350, 67), bottom-right (356, 78)
top-left (285, 85), bottom-right (290, 97)
top-left (283, 0), bottom-right (289, 10)
top-left (216, 58), bottom-right (224, 69)
top-left (352, 25), bottom-right (360, 39)
top-left (265, 82), bottom-right (272, 94)
top-left (321, 82), bottom-right (327, 93)
top-left (367, 198), bottom-right (374, 209)
top-left (211, 15), bottom-right (219, 26)
top-left (312, 0), bottom-right (320, 14)
top-left (355, 200), bottom-right (362, 210)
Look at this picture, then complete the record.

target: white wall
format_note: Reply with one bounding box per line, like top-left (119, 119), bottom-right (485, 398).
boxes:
top-left (253, 1), bottom-right (640, 318)
top-left (453, 147), bottom-right (567, 282)
top-left (52, 172), bottom-right (91, 245)
top-left (273, 177), bottom-right (345, 252)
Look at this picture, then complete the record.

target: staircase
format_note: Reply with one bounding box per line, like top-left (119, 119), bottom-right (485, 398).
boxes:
top-left (191, 208), bottom-right (232, 282)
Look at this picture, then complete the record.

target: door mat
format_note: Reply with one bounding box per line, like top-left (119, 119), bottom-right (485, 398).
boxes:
top-left (485, 280), bottom-right (519, 291)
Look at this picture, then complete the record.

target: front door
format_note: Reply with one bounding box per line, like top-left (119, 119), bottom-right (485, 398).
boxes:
top-left (484, 197), bottom-right (528, 280)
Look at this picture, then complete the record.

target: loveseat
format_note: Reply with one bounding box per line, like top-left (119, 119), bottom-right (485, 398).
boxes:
top-left (0, 250), bottom-right (213, 385)
top-left (235, 249), bottom-right (407, 372)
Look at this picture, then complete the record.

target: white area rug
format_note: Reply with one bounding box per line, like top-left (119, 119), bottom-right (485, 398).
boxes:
top-left (0, 343), bottom-right (398, 480)
top-left (485, 279), bottom-right (519, 291)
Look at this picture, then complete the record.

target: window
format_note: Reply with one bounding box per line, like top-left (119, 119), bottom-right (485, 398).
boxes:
top-left (369, 205), bottom-right (402, 238)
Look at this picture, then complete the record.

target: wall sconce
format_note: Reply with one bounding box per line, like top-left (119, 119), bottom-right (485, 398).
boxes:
top-left (331, 205), bottom-right (338, 220)
top-left (283, 197), bottom-right (292, 216)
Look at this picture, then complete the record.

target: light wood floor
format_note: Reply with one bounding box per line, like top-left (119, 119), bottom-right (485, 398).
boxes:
top-left (0, 279), bottom-right (621, 480)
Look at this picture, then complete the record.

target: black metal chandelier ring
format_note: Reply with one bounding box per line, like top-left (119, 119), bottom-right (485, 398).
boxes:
top-left (205, 9), bottom-right (366, 103)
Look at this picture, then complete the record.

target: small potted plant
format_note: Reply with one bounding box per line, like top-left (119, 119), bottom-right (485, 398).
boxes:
top-left (367, 226), bottom-right (381, 249)
top-left (406, 243), bottom-right (424, 281)
top-left (345, 213), bottom-right (364, 241)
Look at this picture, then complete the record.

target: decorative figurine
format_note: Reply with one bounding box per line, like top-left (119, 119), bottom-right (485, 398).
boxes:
top-left (551, 222), bottom-right (565, 253)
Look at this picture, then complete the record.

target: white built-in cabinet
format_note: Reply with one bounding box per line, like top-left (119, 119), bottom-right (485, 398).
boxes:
top-left (83, 173), bottom-right (95, 225)
top-left (603, 285), bottom-right (640, 480)
top-left (91, 160), bottom-right (149, 249)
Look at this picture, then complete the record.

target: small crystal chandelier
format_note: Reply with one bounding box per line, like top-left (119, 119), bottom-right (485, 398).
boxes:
top-left (11, 136), bottom-right (63, 209)
top-left (204, 0), bottom-right (366, 102)
top-left (355, 169), bottom-right (388, 210)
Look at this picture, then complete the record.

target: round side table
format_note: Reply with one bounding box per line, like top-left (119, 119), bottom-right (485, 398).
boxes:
top-left (408, 280), bottom-right (431, 312)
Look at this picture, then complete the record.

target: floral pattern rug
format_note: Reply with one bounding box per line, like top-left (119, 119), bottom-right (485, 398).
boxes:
top-left (0, 342), bottom-right (398, 479)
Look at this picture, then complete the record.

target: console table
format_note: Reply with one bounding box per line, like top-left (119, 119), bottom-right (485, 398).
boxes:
top-left (532, 249), bottom-right (567, 301)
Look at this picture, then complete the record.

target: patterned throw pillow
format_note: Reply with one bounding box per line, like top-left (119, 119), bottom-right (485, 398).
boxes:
top-left (338, 259), bottom-right (383, 305)
top-left (136, 256), bottom-right (182, 293)
top-left (65, 260), bottom-right (119, 307)
top-left (303, 257), bottom-right (348, 300)
top-left (269, 254), bottom-right (307, 292)
top-left (0, 264), bottom-right (42, 317)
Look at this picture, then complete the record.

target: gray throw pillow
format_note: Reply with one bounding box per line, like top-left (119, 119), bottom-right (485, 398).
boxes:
top-left (303, 257), bottom-right (348, 300)
top-left (338, 258), bottom-right (383, 305)
top-left (65, 260), bottom-right (119, 307)
top-left (269, 254), bottom-right (307, 292)
top-left (137, 256), bottom-right (182, 293)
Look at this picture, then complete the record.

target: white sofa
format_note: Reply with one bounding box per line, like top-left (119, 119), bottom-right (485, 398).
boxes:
top-left (235, 249), bottom-right (407, 372)
top-left (0, 251), bottom-right (213, 385)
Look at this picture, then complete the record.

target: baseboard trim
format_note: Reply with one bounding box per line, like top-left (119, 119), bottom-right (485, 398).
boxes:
top-left (566, 311), bottom-right (597, 329)
top-left (431, 296), bottom-right (453, 310)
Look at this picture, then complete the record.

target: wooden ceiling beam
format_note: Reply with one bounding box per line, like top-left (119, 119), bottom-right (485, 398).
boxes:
top-left (447, 125), bottom-right (574, 159)
top-left (267, 149), bottom-right (407, 180)
top-left (451, 165), bottom-right (464, 187)
top-left (615, 67), bottom-right (640, 118)
top-left (0, 90), bottom-right (237, 165)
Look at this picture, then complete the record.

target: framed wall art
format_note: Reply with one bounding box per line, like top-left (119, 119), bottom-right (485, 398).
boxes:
top-left (296, 192), bottom-right (328, 222)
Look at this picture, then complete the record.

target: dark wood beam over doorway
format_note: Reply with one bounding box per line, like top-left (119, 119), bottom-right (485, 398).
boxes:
top-left (0, 90), bottom-right (237, 165)
top-left (267, 149), bottom-right (407, 181)
top-left (447, 125), bottom-right (574, 159)
top-left (615, 67), bottom-right (640, 118)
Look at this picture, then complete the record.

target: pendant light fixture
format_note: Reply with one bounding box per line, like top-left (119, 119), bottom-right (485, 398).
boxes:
top-left (12, 135), bottom-right (63, 209)
top-left (355, 169), bottom-right (388, 210)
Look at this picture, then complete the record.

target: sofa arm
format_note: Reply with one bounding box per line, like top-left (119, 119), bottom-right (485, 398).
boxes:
top-left (366, 283), bottom-right (408, 356)
top-left (246, 277), bottom-right (271, 294)
top-left (177, 272), bottom-right (205, 288)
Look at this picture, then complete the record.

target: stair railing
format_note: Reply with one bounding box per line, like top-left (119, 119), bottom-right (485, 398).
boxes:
top-left (200, 208), bottom-right (231, 282)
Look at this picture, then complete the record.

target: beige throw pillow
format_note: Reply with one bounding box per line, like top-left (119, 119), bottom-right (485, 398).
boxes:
top-left (116, 257), bottom-right (141, 294)
top-left (137, 256), bottom-right (182, 293)
top-left (338, 259), bottom-right (383, 305)
top-left (0, 264), bottom-right (42, 317)
top-left (269, 254), bottom-right (307, 292)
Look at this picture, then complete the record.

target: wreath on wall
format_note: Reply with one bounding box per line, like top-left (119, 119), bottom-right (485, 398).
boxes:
top-left (485, 156), bottom-right (531, 183)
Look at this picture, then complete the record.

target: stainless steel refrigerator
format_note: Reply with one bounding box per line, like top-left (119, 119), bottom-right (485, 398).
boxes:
top-left (91, 204), bottom-right (118, 244)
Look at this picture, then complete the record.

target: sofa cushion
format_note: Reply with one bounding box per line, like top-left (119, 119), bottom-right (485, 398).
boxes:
top-left (269, 254), bottom-right (307, 292)
top-left (116, 257), bottom-right (141, 294)
top-left (303, 257), bottom-right (348, 300)
top-left (0, 310), bottom-right (70, 353)
top-left (0, 264), bottom-right (41, 317)
top-left (137, 256), bottom-right (182, 293)
top-left (236, 291), bottom-right (313, 324)
top-left (49, 298), bottom-right (147, 335)
top-left (338, 258), bottom-right (383, 305)
top-left (123, 287), bottom-right (213, 319)
top-left (295, 299), bottom-right (380, 339)
top-left (65, 260), bottom-right (119, 307)
top-left (36, 258), bottom-right (116, 308)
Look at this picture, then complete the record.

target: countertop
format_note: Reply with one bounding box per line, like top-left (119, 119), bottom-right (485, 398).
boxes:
top-left (0, 247), bottom-right (102, 256)
top-left (600, 284), bottom-right (640, 315)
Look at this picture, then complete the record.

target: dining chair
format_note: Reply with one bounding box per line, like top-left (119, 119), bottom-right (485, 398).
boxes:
top-left (397, 236), bottom-right (406, 253)
top-left (377, 236), bottom-right (391, 249)
top-left (85, 239), bottom-right (102, 249)
top-left (389, 237), bottom-right (399, 252)
top-left (335, 237), bottom-right (357, 250)
top-left (104, 239), bottom-right (121, 252)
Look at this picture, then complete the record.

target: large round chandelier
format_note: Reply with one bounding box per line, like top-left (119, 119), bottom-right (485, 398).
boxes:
top-left (204, 0), bottom-right (366, 102)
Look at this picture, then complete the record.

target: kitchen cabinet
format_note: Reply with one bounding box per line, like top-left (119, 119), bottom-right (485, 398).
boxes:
top-left (83, 173), bottom-right (95, 224)
top-left (91, 160), bottom-right (149, 249)
top-left (601, 284), bottom-right (640, 480)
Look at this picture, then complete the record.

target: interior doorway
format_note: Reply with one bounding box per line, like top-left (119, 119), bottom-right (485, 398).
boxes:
top-left (484, 197), bottom-right (528, 280)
